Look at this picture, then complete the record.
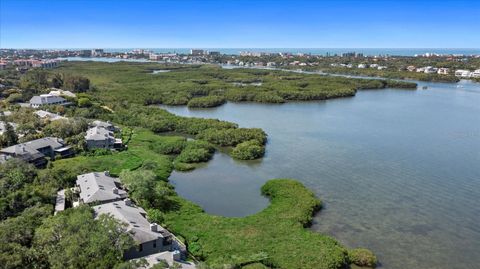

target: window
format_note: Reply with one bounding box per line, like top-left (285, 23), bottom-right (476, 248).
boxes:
top-left (153, 242), bottom-right (157, 248)
top-left (138, 244), bottom-right (143, 252)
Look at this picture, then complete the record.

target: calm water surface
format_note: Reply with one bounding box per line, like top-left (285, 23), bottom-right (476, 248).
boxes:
top-left (163, 79), bottom-right (480, 269)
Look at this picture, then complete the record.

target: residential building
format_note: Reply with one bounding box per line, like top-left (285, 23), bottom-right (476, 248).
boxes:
top-left (93, 200), bottom-right (179, 259)
top-left (85, 126), bottom-right (122, 149)
top-left (75, 171), bottom-right (127, 204)
top-left (406, 65), bottom-right (416, 72)
top-left (49, 89), bottom-right (76, 98)
top-left (437, 68), bottom-right (450, 75)
top-left (34, 110), bottom-right (66, 121)
top-left (455, 70), bottom-right (472, 78)
top-left (424, 66), bottom-right (438, 74)
top-left (0, 61), bottom-right (7, 70)
top-left (416, 67), bottom-right (426, 73)
top-left (90, 120), bottom-right (117, 132)
top-left (29, 94), bottom-right (69, 108)
top-left (473, 69), bottom-right (480, 78)
top-left (13, 59), bottom-right (58, 69)
top-left (80, 50), bottom-right (92, 57)
top-left (0, 137), bottom-right (73, 167)
top-left (190, 49), bottom-right (205, 56)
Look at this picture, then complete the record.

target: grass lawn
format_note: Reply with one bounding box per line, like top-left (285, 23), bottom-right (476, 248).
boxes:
top-left (52, 151), bottom-right (143, 177)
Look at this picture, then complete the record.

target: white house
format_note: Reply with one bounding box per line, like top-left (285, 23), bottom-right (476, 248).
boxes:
top-left (455, 70), bottom-right (472, 78)
top-left (85, 126), bottom-right (122, 149)
top-left (437, 68), bottom-right (449, 75)
top-left (29, 94), bottom-right (69, 108)
top-left (472, 69), bottom-right (480, 78)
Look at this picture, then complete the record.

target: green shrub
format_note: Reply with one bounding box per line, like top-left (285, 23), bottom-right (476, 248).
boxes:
top-left (252, 92), bottom-right (285, 103)
top-left (174, 162), bottom-right (195, 171)
top-left (175, 140), bottom-right (215, 163)
top-left (197, 128), bottom-right (267, 146)
top-left (77, 97), bottom-right (92, 107)
top-left (231, 140), bottom-right (265, 160)
top-left (187, 95), bottom-right (226, 108)
top-left (348, 248), bottom-right (377, 268)
top-left (150, 137), bottom-right (186, 155)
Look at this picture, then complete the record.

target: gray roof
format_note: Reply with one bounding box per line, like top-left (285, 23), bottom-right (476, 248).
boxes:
top-left (85, 126), bottom-right (115, 142)
top-left (93, 201), bottom-right (166, 244)
top-left (90, 120), bottom-right (115, 129)
top-left (76, 172), bottom-right (127, 204)
top-left (29, 94), bottom-right (67, 105)
top-left (0, 137), bottom-right (66, 160)
top-left (34, 110), bottom-right (66, 121)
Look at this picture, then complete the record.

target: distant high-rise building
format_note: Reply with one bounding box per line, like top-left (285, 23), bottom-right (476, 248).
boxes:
top-left (80, 50), bottom-right (92, 57)
top-left (190, 49), bottom-right (205, 56)
top-left (91, 49), bottom-right (104, 57)
top-left (342, 52), bottom-right (356, 57)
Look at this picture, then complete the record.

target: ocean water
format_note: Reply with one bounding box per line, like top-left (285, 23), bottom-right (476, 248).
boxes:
top-left (162, 79), bottom-right (480, 269)
top-left (100, 48), bottom-right (480, 56)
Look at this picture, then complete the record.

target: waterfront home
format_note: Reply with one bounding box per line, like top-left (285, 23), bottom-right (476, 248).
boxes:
top-left (29, 94), bottom-right (69, 108)
top-left (455, 70), bottom-right (472, 78)
top-left (424, 66), bottom-right (438, 74)
top-left (13, 59), bottom-right (58, 68)
top-left (34, 110), bottom-right (66, 121)
top-left (85, 126), bottom-right (122, 149)
top-left (437, 68), bottom-right (450, 75)
top-left (0, 137), bottom-right (73, 167)
top-left (75, 171), bottom-right (127, 205)
top-left (406, 65), bottom-right (416, 72)
top-left (473, 69), bottom-right (480, 78)
top-left (93, 200), bottom-right (184, 260)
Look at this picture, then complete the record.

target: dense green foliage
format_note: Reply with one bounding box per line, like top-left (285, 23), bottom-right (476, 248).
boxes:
top-left (348, 248), bottom-right (378, 267)
top-left (231, 140), bottom-right (265, 160)
top-left (197, 128), bottom-right (267, 146)
top-left (120, 169), bottom-right (176, 210)
top-left (0, 159), bottom-right (52, 220)
top-left (50, 61), bottom-right (415, 107)
top-left (164, 179), bottom-right (349, 268)
top-left (0, 205), bottom-right (52, 268)
top-left (175, 140), bottom-right (215, 164)
top-left (33, 206), bottom-right (134, 269)
top-left (0, 122), bottom-right (18, 147)
top-left (149, 136), bottom-right (187, 155)
top-left (187, 95), bottom-right (226, 108)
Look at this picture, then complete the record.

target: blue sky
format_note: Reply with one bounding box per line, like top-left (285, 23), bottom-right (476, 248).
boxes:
top-left (1, 0), bottom-right (479, 48)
